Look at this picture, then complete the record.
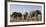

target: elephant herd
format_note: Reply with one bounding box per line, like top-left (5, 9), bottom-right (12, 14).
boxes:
top-left (10, 10), bottom-right (42, 22)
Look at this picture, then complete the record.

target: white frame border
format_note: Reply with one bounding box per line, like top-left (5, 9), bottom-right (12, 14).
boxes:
top-left (7, 2), bottom-right (44, 25)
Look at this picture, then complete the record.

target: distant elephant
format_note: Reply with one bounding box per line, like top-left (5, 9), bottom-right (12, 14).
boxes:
top-left (11, 12), bottom-right (22, 20)
top-left (30, 10), bottom-right (41, 17)
top-left (30, 10), bottom-right (42, 21)
top-left (24, 12), bottom-right (28, 20)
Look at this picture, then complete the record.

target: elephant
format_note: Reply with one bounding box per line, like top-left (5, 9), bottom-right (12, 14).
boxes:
top-left (11, 12), bottom-right (22, 20)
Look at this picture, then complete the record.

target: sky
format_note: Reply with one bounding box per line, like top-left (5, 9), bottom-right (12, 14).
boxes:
top-left (10, 4), bottom-right (42, 14)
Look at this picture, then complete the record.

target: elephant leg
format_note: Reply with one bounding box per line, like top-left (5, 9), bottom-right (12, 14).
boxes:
top-left (36, 16), bottom-right (38, 21)
top-left (13, 15), bottom-right (15, 21)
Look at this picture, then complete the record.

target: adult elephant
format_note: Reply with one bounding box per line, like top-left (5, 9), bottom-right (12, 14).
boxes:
top-left (29, 10), bottom-right (41, 21)
top-left (35, 10), bottom-right (42, 21)
top-left (24, 12), bottom-right (28, 20)
top-left (30, 10), bottom-right (41, 18)
top-left (11, 12), bottom-right (22, 20)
